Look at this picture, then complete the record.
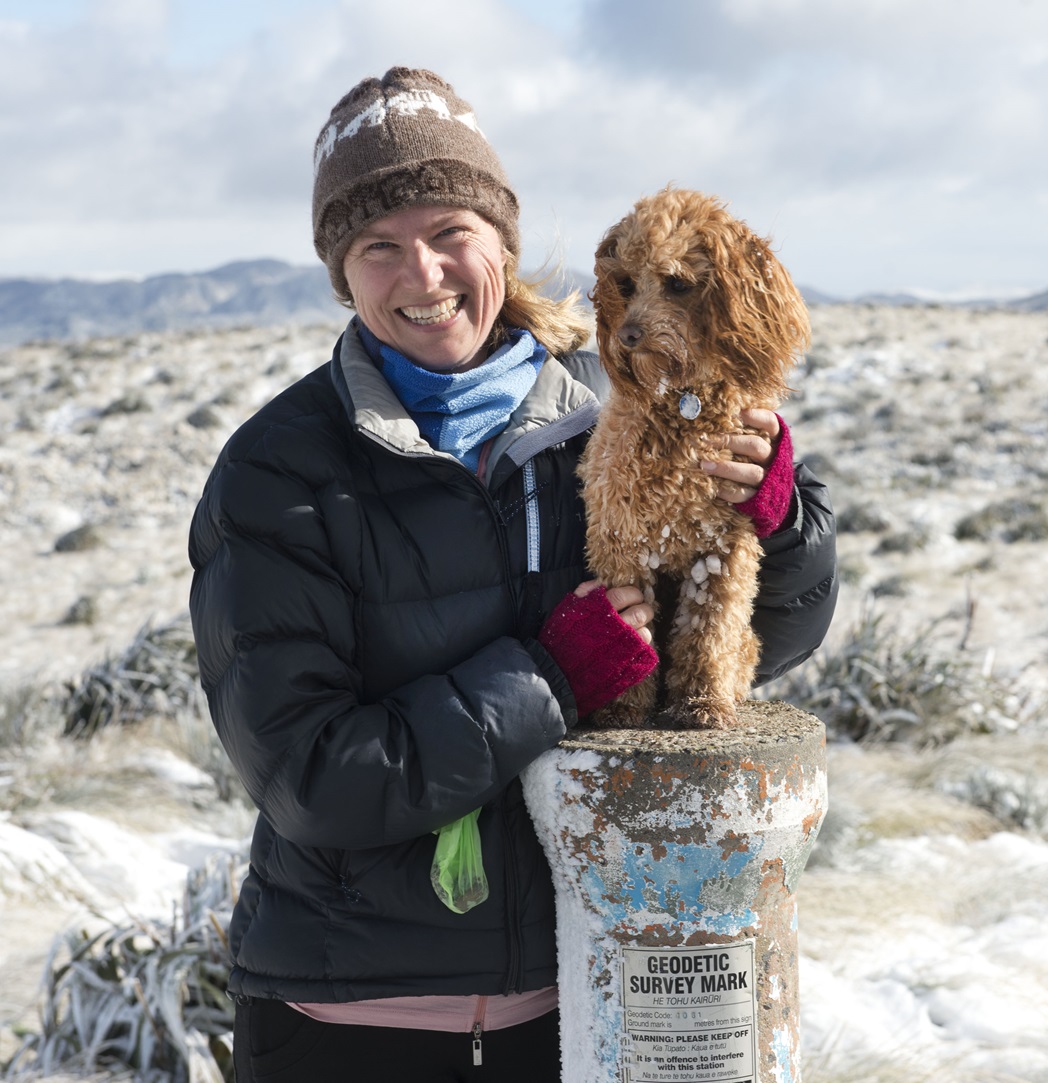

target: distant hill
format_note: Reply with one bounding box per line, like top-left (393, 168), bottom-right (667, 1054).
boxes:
top-left (0, 260), bottom-right (342, 347)
top-left (801, 286), bottom-right (1048, 311)
top-left (1009, 288), bottom-right (1048, 312)
top-left (798, 286), bottom-right (840, 306)
top-left (0, 259), bottom-right (1043, 348)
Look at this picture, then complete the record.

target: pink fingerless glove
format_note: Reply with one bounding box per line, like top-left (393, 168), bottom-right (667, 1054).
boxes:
top-left (537, 586), bottom-right (658, 717)
top-left (736, 415), bottom-right (796, 538)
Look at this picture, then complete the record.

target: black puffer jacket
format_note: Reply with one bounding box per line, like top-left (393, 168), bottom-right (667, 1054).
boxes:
top-left (188, 325), bottom-right (837, 1003)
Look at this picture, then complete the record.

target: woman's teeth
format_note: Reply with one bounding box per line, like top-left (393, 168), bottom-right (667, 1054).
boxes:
top-left (401, 297), bottom-right (462, 325)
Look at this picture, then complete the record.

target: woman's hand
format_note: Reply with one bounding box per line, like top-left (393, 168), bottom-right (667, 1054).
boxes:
top-left (574, 580), bottom-right (654, 645)
top-left (700, 408), bottom-right (781, 505)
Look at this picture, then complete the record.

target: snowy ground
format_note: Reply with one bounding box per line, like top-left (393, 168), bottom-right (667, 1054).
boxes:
top-left (1, 306), bottom-right (1047, 1081)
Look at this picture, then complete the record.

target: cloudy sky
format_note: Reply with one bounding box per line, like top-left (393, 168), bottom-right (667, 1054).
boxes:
top-left (2, 0), bottom-right (1045, 298)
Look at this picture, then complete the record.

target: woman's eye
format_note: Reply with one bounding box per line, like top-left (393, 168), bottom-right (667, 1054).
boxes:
top-left (665, 276), bottom-right (691, 294)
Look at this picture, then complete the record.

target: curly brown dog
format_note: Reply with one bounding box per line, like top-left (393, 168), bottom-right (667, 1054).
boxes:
top-left (578, 187), bottom-right (810, 728)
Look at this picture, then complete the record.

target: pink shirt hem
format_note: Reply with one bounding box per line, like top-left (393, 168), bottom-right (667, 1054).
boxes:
top-left (288, 986), bottom-right (558, 1032)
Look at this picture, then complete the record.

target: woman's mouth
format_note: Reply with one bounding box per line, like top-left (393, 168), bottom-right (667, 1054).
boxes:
top-left (400, 296), bottom-right (463, 326)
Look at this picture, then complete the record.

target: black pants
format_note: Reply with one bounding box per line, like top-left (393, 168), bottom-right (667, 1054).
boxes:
top-left (233, 997), bottom-right (561, 1082)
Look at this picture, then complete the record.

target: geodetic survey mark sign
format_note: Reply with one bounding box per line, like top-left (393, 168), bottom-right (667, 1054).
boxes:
top-left (621, 941), bottom-right (757, 1083)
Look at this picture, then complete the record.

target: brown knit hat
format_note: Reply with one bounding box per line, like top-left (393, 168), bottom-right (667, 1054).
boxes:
top-left (312, 67), bottom-right (520, 299)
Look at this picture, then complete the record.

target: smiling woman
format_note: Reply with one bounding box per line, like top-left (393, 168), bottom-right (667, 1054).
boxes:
top-left (187, 64), bottom-right (838, 1083)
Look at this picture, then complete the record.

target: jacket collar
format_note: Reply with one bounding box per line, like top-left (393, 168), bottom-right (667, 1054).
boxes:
top-left (332, 322), bottom-right (602, 485)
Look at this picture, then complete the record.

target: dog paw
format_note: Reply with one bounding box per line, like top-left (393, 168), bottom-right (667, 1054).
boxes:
top-left (583, 701), bottom-right (651, 730)
top-left (668, 697), bottom-right (740, 731)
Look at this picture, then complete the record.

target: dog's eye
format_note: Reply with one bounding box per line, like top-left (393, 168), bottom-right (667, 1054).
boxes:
top-left (665, 276), bottom-right (691, 294)
top-left (615, 275), bottom-right (635, 299)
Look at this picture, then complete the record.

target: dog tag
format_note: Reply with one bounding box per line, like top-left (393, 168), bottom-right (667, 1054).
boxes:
top-left (679, 392), bottom-right (702, 420)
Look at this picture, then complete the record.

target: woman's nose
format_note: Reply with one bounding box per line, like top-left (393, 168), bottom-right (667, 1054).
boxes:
top-left (403, 241), bottom-right (442, 291)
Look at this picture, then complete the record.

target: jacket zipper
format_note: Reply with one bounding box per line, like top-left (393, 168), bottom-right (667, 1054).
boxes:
top-left (471, 996), bottom-right (488, 1065)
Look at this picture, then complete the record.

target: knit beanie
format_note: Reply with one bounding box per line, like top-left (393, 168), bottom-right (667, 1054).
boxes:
top-left (312, 67), bottom-right (521, 299)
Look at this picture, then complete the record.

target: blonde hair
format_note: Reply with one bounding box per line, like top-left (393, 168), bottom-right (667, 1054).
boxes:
top-left (494, 252), bottom-right (594, 356)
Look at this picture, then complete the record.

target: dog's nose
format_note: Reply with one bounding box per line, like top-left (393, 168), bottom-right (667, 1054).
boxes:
top-left (618, 324), bottom-right (643, 347)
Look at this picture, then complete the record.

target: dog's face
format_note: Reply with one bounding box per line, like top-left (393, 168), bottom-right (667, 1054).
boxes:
top-left (592, 188), bottom-right (810, 404)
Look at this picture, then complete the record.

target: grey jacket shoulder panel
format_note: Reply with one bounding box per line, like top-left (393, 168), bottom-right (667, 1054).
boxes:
top-left (558, 347), bottom-right (610, 403)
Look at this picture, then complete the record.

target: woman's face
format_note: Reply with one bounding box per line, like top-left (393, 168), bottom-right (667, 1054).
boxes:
top-left (342, 205), bottom-right (507, 373)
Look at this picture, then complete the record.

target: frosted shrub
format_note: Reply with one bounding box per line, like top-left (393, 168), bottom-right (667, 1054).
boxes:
top-left (4, 852), bottom-right (245, 1082)
top-left (941, 765), bottom-right (1048, 834)
top-left (765, 606), bottom-right (1030, 747)
top-left (55, 613), bottom-right (243, 802)
top-left (62, 614), bottom-right (203, 737)
top-left (954, 497), bottom-right (1048, 543)
top-left (0, 683), bottom-right (44, 749)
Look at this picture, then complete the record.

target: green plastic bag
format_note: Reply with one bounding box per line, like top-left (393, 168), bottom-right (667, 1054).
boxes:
top-left (431, 808), bottom-right (489, 914)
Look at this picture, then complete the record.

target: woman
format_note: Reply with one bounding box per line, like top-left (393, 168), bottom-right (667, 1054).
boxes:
top-left (189, 67), bottom-right (837, 1082)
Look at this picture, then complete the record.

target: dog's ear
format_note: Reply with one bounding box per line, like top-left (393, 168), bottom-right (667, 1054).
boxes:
top-left (595, 225), bottom-right (620, 263)
top-left (591, 217), bottom-right (642, 386)
top-left (591, 219), bottom-right (628, 320)
top-left (699, 222), bottom-right (810, 397)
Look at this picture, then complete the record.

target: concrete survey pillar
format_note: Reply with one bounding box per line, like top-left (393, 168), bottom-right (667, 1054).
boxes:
top-left (521, 701), bottom-right (826, 1083)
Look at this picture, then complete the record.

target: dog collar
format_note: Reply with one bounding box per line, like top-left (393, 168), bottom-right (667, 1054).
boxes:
top-left (678, 392), bottom-right (702, 420)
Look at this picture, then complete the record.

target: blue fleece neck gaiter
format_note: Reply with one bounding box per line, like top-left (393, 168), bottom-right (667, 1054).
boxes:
top-left (357, 320), bottom-right (546, 473)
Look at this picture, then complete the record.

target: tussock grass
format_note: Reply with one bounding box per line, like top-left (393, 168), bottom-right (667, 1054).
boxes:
top-left (4, 852), bottom-right (244, 1082)
top-left (55, 612), bottom-right (245, 804)
top-left (955, 497), bottom-right (1048, 543)
top-left (915, 735), bottom-right (1048, 837)
top-left (764, 602), bottom-right (1036, 748)
top-left (2, 614), bottom-right (243, 815)
top-left (62, 614), bottom-right (203, 738)
top-left (0, 683), bottom-right (48, 751)
top-left (942, 764), bottom-right (1048, 834)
